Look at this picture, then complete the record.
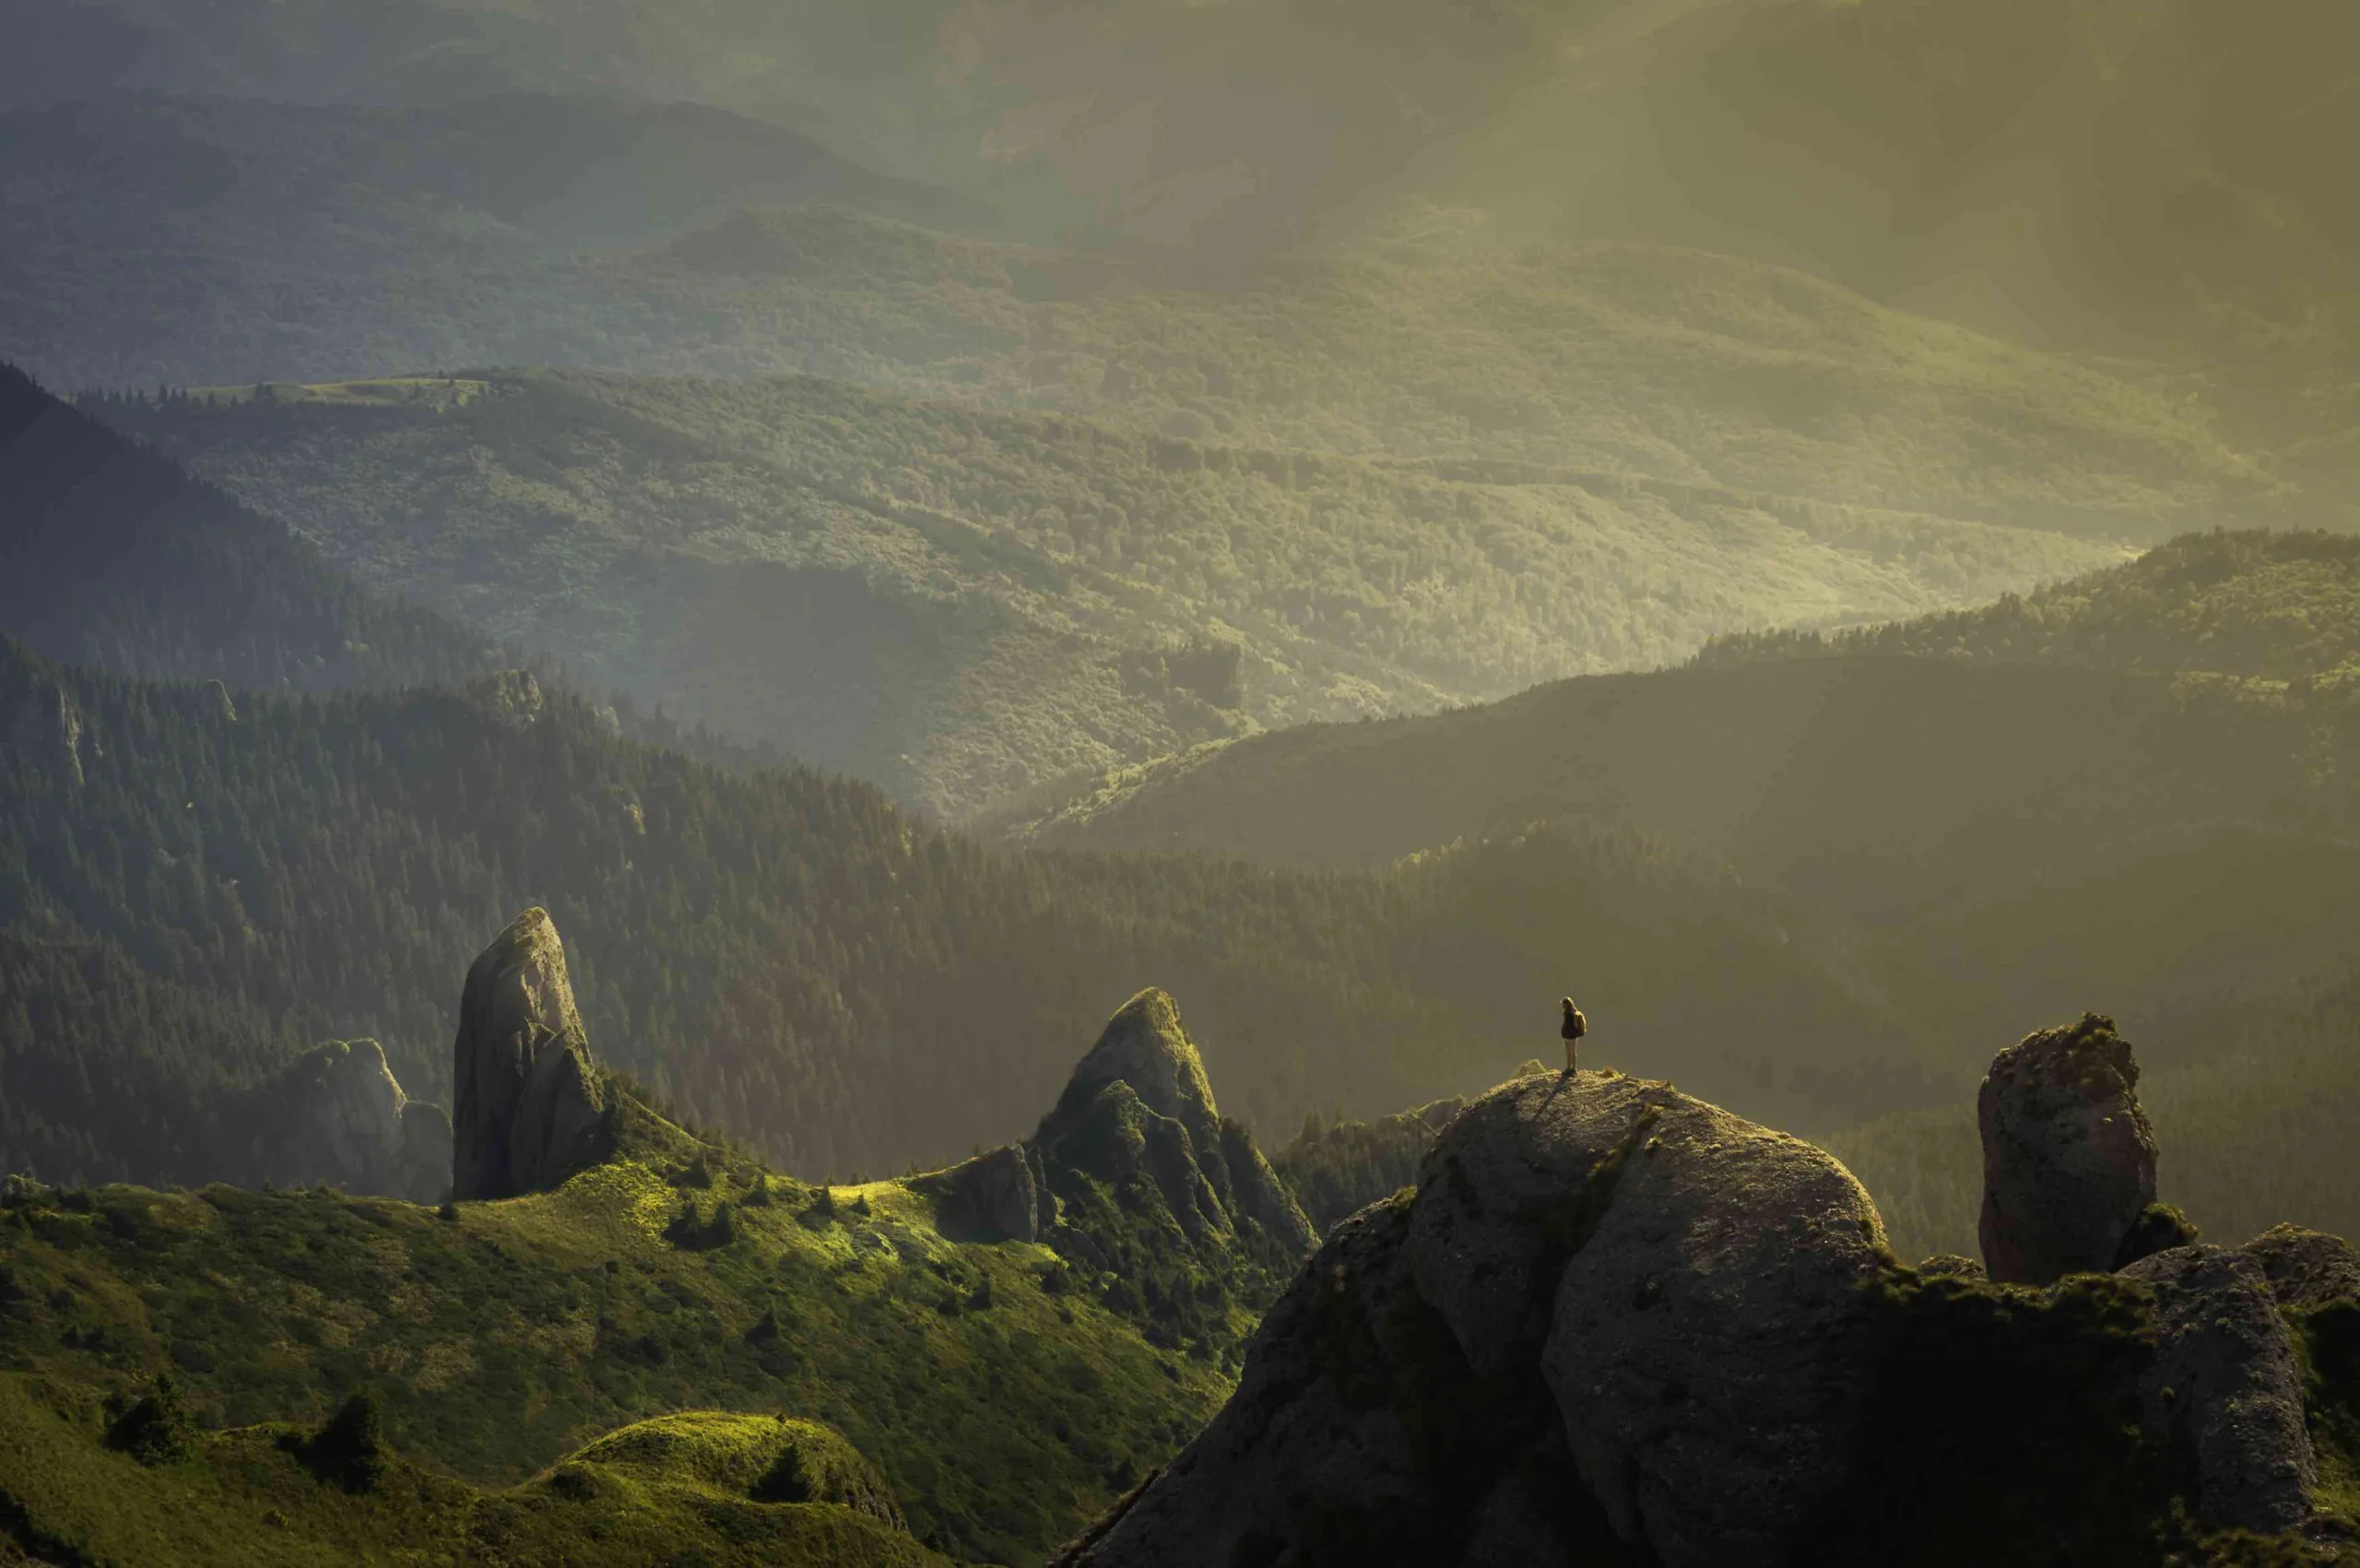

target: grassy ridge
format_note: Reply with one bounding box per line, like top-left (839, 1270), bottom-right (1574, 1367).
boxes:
top-left (0, 1152), bottom-right (1223, 1565)
top-left (0, 1381), bottom-right (949, 1568)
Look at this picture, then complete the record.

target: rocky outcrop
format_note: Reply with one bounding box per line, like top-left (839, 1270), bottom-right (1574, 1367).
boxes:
top-left (931, 989), bottom-right (1316, 1354)
top-left (930, 1143), bottom-right (1041, 1244)
top-left (1978, 1013), bottom-right (2158, 1285)
top-left (1060, 1070), bottom-right (1891, 1568)
top-left (1541, 1089), bottom-right (1891, 1565)
top-left (246, 1039), bottom-right (451, 1202)
top-left (1032, 989), bottom-right (1314, 1259)
top-left (2119, 1245), bottom-right (2317, 1534)
top-left (2241, 1223), bottom-right (2360, 1310)
top-left (451, 908), bottom-right (611, 1201)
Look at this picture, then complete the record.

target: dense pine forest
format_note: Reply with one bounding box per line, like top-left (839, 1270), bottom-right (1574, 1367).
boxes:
top-left (1, 630), bottom-right (1945, 1185)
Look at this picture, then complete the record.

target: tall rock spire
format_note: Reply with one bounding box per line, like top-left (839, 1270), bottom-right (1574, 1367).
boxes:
top-left (451, 908), bottom-right (610, 1200)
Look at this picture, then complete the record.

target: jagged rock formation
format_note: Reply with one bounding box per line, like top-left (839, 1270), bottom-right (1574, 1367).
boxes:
top-left (245, 1039), bottom-right (450, 1202)
top-left (1057, 1048), bottom-right (2360, 1565)
top-left (451, 908), bottom-right (611, 1201)
top-left (1034, 989), bottom-right (1313, 1254)
top-left (2118, 1245), bottom-right (2316, 1534)
top-left (1978, 1013), bottom-right (2160, 1285)
top-left (926, 989), bottom-right (1314, 1353)
top-left (1060, 1071), bottom-right (1890, 1568)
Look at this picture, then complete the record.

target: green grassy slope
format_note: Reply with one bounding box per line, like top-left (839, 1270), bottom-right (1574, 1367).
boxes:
top-left (94, 364), bottom-right (2126, 816)
top-left (0, 1153), bottom-right (1221, 1564)
top-left (0, 1383), bottom-right (949, 1568)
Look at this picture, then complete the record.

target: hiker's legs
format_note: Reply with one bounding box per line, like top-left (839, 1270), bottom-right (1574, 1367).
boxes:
top-left (1563, 1035), bottom-right (1577, 1074)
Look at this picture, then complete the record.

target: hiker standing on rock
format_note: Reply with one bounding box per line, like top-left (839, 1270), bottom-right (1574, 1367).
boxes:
top-left (1561, 996), bottom-right (1587, 1074)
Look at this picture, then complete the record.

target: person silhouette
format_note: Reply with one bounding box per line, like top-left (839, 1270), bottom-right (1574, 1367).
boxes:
top-left (1560, 996), bottom-right (1587, 1075)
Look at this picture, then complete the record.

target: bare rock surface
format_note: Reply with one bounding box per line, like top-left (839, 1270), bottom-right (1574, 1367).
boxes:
top-left (1406, 1070), bottom-right (1656, 1379)
top-left (1978, 1012), bottom-right (2157, 1284)
top-left (1541, 1087), bottom-right (1890, 1567)
top-left (2119, 1244), bottom-right (2317, 1533)
top-left (931, 1143), bottom-right (1039, 1244)
top-left (2241, 1223), bottom-right (2360, 1310)
top-left (1060, 1071), bottom-right (1885, 1568)
top-left (1059, 989), bottom-right (1221, 1134)
top-left (451, 907), bottom-right (610, 1201)
top-left (1052, 1196), bottom-right (1487, 1567)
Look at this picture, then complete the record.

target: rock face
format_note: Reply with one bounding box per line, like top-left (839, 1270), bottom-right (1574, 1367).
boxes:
top-left (248, 1039), bottom-right (451, 1202)
top-left (2241, 1222), bottom-right (2360, 1310)
top-left (1032, 989), bottom-right (1315, 1259)
top-left (2119, 1245), bottom-right (2317, 1534)
top-left (931, 1143), bottom-right (1041, 1244)
top-left (451, 908), bottom-right (611, 1201)
top-left (932, 988), bottom-right (1316, 1357)
top-left (1978, 1013), bottom-right (2158, 1285)
top-left (1060, 1071), bottom-right (1890, 1568)
top-left (1061, 1019), bottom-right (2359, 1564)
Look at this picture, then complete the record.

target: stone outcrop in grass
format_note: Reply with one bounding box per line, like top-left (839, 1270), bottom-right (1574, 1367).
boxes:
top-left (451, 907), bottom-right (611, 1201)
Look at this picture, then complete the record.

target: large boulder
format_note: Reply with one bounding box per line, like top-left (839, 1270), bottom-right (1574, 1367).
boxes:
top-left (1052, 1195), bottom-right (1554, 1567)
top-left (1977, 1013), bottom-right (2158, 1285)
top-left (1405, 1071), bottom-right (1657, 1379)
top-left (451, 908), bottom-right (611, 1201)
top-left (1059, 1072), bottom-right (1889, 1568)
top-left (2118, 1245), bottom-right (2316, 1533)
top-left (1540, 1088), bottom-right (1891, 1567)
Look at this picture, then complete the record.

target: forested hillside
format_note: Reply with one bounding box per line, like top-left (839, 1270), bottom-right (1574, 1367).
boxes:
top-left (996, 532), bottom-right (2360, 1262)
top-left (92, 368), bottom-right (2125, 814)
top-left (0, 364), bottom-right (500, 693)
top-left (1700, 530), bottom-right (2360, 678)
top-left (0, 631), bottom-right (1959, 1189)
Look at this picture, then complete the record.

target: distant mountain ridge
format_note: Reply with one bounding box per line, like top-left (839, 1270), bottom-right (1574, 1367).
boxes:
top-left (88, 364), bottom-right (2136, 816)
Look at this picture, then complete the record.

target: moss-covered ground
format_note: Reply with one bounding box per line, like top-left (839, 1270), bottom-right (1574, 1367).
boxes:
top-left (0, 1153), bottom-right (1229, 1566)
top-left (0, 1377), bottom-right (946, 1568)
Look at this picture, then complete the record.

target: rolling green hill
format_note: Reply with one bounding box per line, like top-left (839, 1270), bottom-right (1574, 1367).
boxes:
top-left (92, 363), bottom-right (2135, 816)
top-left (0, 1022), bottom-right (1252, 1565)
